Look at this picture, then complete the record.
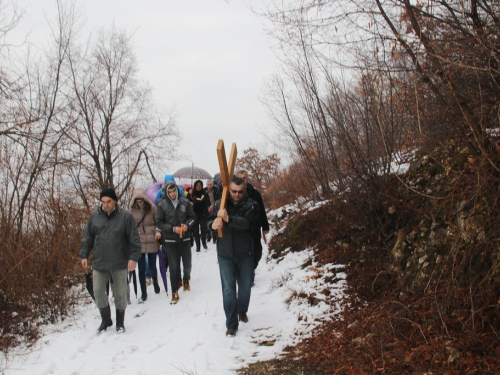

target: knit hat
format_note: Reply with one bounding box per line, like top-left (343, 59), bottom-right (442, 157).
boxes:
top-left (100, 187), bottom-right (118, 201)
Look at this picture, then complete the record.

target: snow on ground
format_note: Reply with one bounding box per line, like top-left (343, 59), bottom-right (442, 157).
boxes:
top-left (1, 231), bottom-right (346, 375)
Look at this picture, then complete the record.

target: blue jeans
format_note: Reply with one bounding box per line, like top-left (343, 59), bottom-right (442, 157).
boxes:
top-left (218, 254), bottom-right (254, 330)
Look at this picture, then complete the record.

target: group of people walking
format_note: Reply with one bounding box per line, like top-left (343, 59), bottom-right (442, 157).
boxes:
top-left (79, 169), bottom-right (269, 337)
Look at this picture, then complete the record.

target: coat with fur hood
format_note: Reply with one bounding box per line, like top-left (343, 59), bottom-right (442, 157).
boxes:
top-left (129, 188), bottom-right (161, 253)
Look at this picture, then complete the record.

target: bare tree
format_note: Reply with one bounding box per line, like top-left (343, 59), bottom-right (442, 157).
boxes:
top-left (261, 0), bottom-right (500, 156)
top-left (0, 0), bottom-right (76, 235)
top-left (65, 26), bottom-right (179, 204)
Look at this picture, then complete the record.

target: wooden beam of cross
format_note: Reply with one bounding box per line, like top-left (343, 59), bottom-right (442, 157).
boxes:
top-left (216, 139), bottom-right (237, 237)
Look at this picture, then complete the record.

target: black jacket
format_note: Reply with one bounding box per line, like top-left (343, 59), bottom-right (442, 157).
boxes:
top-left (203, 186), bottom-right (220, 207)
top-left (192, 183), bottom-right (209, 217)
top-left (207, 196), bottom-right (260, 258)
top-left (246, 182), bottom-right (270, 237)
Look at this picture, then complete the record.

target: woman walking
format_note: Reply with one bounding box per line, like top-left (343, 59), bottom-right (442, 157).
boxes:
top-left (129, 188), bottom-right (162, 303)
top-left (192, 180), bottom-right (209, 252)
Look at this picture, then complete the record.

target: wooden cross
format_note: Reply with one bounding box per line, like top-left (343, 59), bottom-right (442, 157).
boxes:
top-left (216, 139), bottom-right (237, 237)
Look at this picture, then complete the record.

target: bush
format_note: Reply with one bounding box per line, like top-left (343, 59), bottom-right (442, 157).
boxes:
top-left (0, 198), bottom-right (87, 352)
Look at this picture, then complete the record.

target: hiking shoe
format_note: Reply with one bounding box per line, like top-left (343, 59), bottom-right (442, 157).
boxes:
top-left (170, 292), bottom-right (179, 305)
top-left (183, 279), bottom-right (190, 291)
top-left (226, 328), bottom-right (237, 337)
top-left (238, 313), bottom-right (249, 323)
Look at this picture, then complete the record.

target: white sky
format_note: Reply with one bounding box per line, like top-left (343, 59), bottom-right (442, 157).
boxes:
top-left (9, 0), bottom-right (278, 179)
top-left (1, 203), bottom-right (346, 375)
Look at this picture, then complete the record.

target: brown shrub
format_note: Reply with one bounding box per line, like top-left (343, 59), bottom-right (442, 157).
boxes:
top-left (241, 143), bottom-right (500, 374)
top-left (0, 198), bottom-right (87, 352)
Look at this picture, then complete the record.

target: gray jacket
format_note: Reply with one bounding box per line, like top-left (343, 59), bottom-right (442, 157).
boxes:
top-left (79, 205), bottom-right (142, 271)
top-left (207, 196), bottom-right (260, 258)
top-left (155, 184), bottom-right (196, 244)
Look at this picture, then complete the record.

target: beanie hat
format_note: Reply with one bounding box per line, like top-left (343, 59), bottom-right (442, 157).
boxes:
top-left (100, 187), bottom-right (118, 201)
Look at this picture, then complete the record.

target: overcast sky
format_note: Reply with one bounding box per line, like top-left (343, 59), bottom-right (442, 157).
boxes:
top-left (11, 0), bottom-right (278, 181)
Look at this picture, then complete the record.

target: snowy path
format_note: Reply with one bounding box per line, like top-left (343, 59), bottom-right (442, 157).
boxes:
top-left (2, 239), bottom-right (345, 375)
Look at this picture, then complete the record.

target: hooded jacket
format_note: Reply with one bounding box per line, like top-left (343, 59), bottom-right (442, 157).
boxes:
top-left (129, 188), bottom-right (161, 253)
top-left (155, 174), bottom-right (186, 203)
top-left (207, 196), bottom-right (260, 258)
top-left (155, 183), bottom-right (196, 244)
top-left (80, 205), bottom-right (141, 271)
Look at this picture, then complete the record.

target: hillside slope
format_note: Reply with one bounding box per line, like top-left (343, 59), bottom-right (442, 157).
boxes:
top-left (242, 141), bottom-right (500, 374)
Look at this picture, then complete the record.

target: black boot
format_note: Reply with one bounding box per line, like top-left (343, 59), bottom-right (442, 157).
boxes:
top-left (202, 238), bottom-right (208, 250)
top-left (116, 309), bottom-right (126, 333)
top-left (97, 305), bottom-right (113, 333)
top-left (153, 278), bottom-right (160, 294)
top-left (139, 277), bottom-right (147, 303)
top-left (195, 236), bottom-right (201, 252)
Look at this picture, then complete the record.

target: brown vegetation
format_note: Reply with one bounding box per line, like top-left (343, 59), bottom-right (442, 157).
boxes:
top-left (0, 196), bottom-right (86, 351)
top-left (240, 140), bottom-right (500, 374)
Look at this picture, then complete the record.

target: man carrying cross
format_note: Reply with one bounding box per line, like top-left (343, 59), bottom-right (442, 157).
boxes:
top-left (208, 175), bottom-right (260, 336)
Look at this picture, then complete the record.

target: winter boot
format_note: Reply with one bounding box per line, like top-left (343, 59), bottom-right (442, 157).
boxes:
top-left (183, 279), bottom-right (190, 291)
top-left (202, 238), bottom-right (208, 250)
top-left (153, 278), bottom-right (160, 294)
top-left (139, 277), bottom-right (147, 303)
top-left (116, 309), bottom-right (126, 333)
top-left (97, 305), bottom-right (113, 333)
top-left (195, 236), bottom-right (201, 252)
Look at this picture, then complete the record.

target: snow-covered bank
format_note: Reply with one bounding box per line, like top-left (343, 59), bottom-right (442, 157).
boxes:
top-left (1, 231), bottom-right (345, 375)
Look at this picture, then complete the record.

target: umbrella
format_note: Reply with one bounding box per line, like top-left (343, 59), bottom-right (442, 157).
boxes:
top-left (145, 182), bottom-right (163, 204)
top-left (128, 270), bottom-right (137, 298)
top-left (85, 271), bottom-right (95, 301)
top-left (157, 245), bottom-right (168, 295)
top-left (173, 166), bottom-right (212, 182)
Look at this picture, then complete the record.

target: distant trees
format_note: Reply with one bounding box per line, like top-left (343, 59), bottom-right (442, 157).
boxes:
top-left (0, 2), bottom-right (179, 227)
top-left (235, 147), bottom-right (280, 190)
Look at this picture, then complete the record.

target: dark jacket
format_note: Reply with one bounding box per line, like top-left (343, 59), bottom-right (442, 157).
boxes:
top-left (80, 205), bottom-right (142, 271)
top-left (155, 184), bottom-right (196, 244)
top-left (246, 182), bottom-right (270, 237)
top-left (192, 180), bottom-right (209, 217)
top-left (203, 185), bottom-right (220, 206)
top-left (207, 196), bottom-right (260, 258)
